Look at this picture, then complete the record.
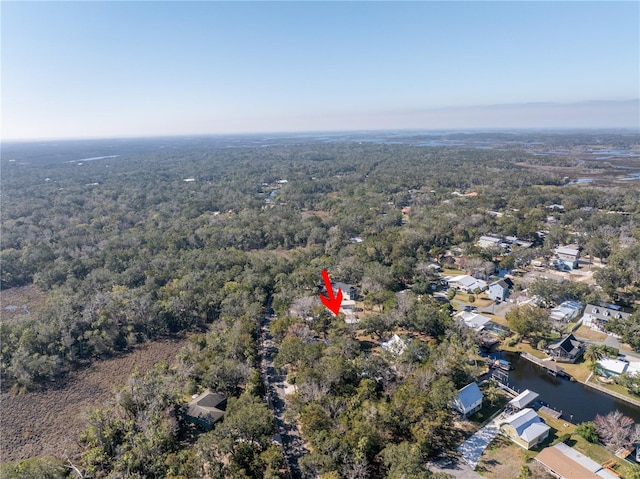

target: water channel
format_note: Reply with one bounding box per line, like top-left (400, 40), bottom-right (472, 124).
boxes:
top-left (491, 352), bottom-right (640, 424)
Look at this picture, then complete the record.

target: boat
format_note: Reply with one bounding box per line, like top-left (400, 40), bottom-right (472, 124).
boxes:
top-left (489, 358), bottom-right (512, 371)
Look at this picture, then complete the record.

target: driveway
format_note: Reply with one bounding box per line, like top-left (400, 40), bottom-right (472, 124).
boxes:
top-left (428, 459), bottom-right (483, 479)
top-left (456, 417), bottom-right (501, 470)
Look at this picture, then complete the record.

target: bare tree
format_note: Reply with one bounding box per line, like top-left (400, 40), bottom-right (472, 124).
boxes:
top-left (289, 295), bottom-right (319, 319)
top-left (594, 410), bottom-right (635, 449)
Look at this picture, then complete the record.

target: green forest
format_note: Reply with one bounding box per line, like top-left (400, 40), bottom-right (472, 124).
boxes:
top-left (1, 133), bottom-right (640, 478)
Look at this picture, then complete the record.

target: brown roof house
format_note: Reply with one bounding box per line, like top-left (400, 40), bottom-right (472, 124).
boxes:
top-left (183, 389), bottom-right (226, 431)
top-left (536, 442), bottom-right (619, 479)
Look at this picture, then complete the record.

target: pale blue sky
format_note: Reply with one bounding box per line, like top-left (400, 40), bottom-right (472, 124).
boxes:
top-left (2, 1), bottom-right (639, 140)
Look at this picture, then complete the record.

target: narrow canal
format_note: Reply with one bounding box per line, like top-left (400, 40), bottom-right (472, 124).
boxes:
top-left (494, 352), bottom-right (640, 424)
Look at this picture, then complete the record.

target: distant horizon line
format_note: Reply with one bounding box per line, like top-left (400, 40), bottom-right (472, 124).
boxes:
top-left (3, 126), bottom-right (640, 144)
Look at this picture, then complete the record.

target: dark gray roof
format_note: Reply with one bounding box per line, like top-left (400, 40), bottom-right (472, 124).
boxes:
top-left (548, 334), bottom-right (583, 357)
top-left (333, 281), bottom-right (356, 291)
top-left (584, 303), bottom-right (631, 323)
top-left (184, 390), bottom-right (226, 423)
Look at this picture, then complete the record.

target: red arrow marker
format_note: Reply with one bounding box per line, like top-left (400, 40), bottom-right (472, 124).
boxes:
top-left (319, 269), bottom-right (343, 315)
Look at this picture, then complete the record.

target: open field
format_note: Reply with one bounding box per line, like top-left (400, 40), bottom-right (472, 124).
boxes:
top-left (0, 337), bottom-right (189, 463)
top-left (0, 285), bottom-right (47, 324)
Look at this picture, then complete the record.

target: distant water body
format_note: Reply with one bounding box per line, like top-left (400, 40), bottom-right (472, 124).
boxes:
top-left (69, 155), bottom-right (119, 163)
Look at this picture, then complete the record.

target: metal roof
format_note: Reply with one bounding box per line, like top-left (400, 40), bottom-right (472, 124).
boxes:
top-left (508, 389), bottom-right (539, 409)
top-left (455, 382), bottom-right (483, 411)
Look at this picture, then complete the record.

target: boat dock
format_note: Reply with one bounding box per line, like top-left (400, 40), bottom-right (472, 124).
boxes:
top-left (539, 405), bottom-right (562, 419)
top-left (520, 352), bottom-right (571, 379)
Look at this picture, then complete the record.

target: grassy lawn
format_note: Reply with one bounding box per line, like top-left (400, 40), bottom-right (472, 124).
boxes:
top-left (452, 291), bottom-right (494, 308)
top-left (586, 375), bottom-right (640, 405)
top-left (442, 267), bottom-right (465, 276)
top-left (500, 339), bottom-right (547, 359)
top-left (574, 325), bottom-right (608, 341)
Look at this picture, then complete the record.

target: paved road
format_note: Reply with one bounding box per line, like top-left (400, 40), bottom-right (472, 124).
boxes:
top-left (574, 334), bottom-right (640, 360)
top-left (259, 314), bottom-right (308, 479)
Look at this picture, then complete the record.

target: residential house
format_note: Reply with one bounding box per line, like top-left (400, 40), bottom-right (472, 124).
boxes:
top-left (536, 442), bottom-right (619, 479)
top-left (504, 236), bottom-right (533, 248)
top-left (549, 301), bottom-right (584, 324)
top-left (183, 389), bottom-right (226, 431)
top-left (445, 275), bottom-right (488, 293)
top-left (581, 303), bottom-right (631, 332)
top-left (487, 278), bottom-right (513, 301)
top-left (500, 408), bottom-right (550, 449)
top-left (455, 311), bottom-right (491, 332)
top-left (452, 382), bottom-right (483, 417)
top-left (546, 333), bottom-right (584, 363)
top-left (477, 235), bottom-right (502, 249)
top-left (507, 389), bottom-right (539, 411)
top-left (553, 246), bottom-right (580, 271)
top-left (547, 204), bottom-right (565, 211)
top-left (596, 358), bottom-right (629, 377)
top-left (332, 282), bottom-right (359, 301)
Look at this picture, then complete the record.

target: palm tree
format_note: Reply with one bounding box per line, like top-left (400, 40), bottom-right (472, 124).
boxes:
top-left (584, 344), bottom-right (605, 365)
top-left (588, 360), bottom-right (602, 375)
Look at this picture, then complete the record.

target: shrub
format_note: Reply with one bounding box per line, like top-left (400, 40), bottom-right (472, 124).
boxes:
top-left (575, 421), bottom-right (599, 443)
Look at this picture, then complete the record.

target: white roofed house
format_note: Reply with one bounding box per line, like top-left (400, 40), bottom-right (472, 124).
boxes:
top-left (477, 235), bottom-right (502, 249)
top-left (445, 275), bottom-right (488, 293)
top-left (340, 299), bottom-right (359, 324)
top-left (596, 358), bottom-right (629, 377)
top-left (452, 382), bottom-right (483, 417)
top-left (500, 408), bottom-right (550, 449)
top-left (549, 300), bottom-right (584, 328)
top-left (455, 311), bottom-right (491, 332)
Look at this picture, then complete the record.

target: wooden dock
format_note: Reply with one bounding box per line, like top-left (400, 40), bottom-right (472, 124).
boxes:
top-left (520, 352), bottom-right (571, 379)
top-left (539, 405), bottom-right (562, 419)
